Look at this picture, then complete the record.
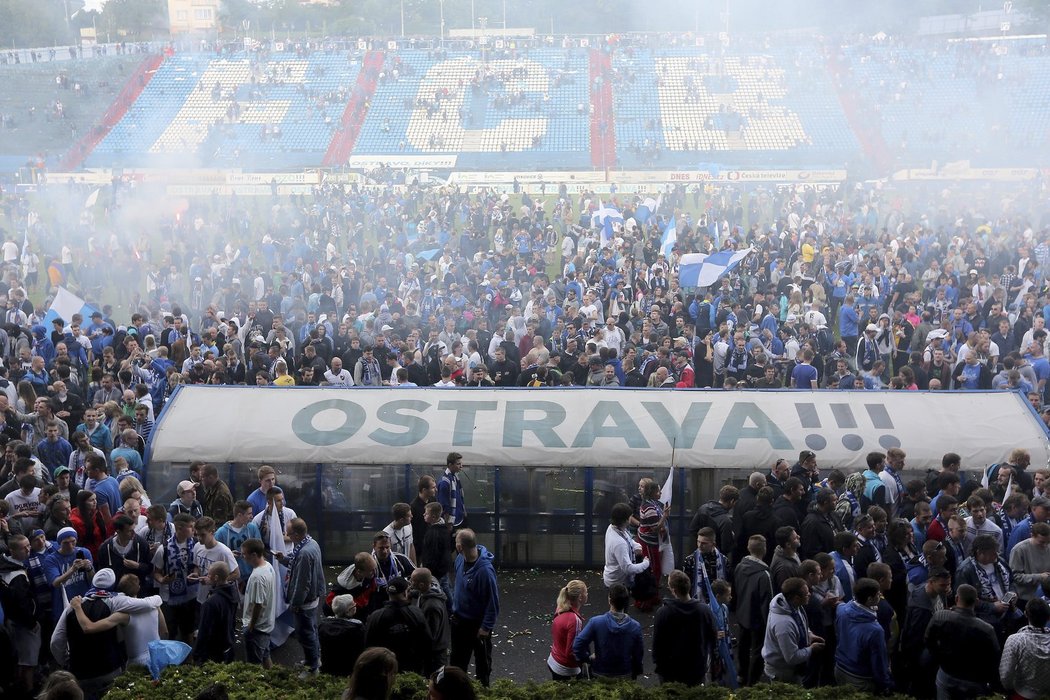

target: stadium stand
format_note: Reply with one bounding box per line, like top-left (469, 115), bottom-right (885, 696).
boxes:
top-left (610, 45), bottom-right (859, 170)
top-left (0, 54), bottom-right (146, 169)
top-left (352, 48), bottom-right (592, 169)
top-left (0, 36), bottom-right (1046, 173)
top-left (841, 37), bottom-right (1050, 168)
top-left (87, 50), bottom-right (363, 168)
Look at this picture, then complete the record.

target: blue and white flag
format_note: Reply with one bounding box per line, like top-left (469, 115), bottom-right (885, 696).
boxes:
top-left (678, 248), bottom-right (754, 289)
top-left (591, 200), bottom-right (623, 229)
top-left (44, 287), bottom-right (99, 327)
top-left (635, 194), bottom-right (661, 224)
top-left (600, 218), bottom-right (615, 249)
top-left (660, 216), bottom-right (677, 258)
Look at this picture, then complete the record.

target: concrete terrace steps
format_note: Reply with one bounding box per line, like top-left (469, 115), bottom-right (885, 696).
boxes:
top-left (61, 53), bottom-right (166, 170)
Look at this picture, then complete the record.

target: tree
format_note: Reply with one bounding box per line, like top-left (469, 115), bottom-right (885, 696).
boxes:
top-left (96, 0), bottom-right (168, 41)
top-left (0, 0), bottom-right (74, 49)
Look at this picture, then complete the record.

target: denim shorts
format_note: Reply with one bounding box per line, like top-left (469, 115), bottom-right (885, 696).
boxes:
top-left (245, 628), bottom-right (271, 663)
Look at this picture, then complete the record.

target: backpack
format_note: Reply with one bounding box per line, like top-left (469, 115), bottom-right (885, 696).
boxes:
top-left (814, 327), bottom-right (833, 355)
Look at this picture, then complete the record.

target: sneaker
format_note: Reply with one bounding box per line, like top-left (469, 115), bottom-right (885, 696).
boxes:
top-left (298, 667), bottom-right (320, 680)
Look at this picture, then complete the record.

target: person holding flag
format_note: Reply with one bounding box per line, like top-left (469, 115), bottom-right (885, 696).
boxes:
top-left (660, 217), bottom-right (677, 259)
top-left (252, 486), bottom-right (297, 647)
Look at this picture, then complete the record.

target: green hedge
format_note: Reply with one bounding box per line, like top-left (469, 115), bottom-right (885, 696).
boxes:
top-left (102, 663), bottom-right (936, 700)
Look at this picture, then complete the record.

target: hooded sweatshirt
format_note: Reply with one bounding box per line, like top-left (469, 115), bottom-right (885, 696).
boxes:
top-left (734, 555), bottom-right (772, 630)
top-left (1001, 625), bottom-right (1050, 700)
top-left (453, 544), bottom-right (499, 631)
top-left (761, 592), bottom-right (814, 681)
top-left (652, 596), bottom-right (716, 684)
top-left (572, 609), bottom-right (644, 678)
top-left (834, 600), bottom-right (892, 690)
top-left (194, 582), bottom-right (238, 663)
top-left (0, 554), bottom-right (36, 626)
top-left (417, 581), bottom-right (450, 658)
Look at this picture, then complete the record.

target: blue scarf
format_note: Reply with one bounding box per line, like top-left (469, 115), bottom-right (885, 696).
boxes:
top-left (284, 535), bottom-right (311, 596)
top-left (372, 553), bottom-right (399, 587)
top-left (164, 535), bottom-right (198, 598)
top-left (973, 558), bottom-right (1011, 604)
top-left (692, 549), bottom-right (727, 603)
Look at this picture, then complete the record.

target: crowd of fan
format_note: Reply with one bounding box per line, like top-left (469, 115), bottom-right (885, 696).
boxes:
top-left (598, 447), bottom-right (1050, 698)
top-left (0, 176), bottom-right (1046, 697)
top-left (3, 178), bottom-right (1048, 404)
top-left (0, 453), bottom-right (491, 700)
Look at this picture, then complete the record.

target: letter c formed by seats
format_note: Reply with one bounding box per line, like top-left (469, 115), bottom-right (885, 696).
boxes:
top-left (292, 399), bottom-right (367, 446)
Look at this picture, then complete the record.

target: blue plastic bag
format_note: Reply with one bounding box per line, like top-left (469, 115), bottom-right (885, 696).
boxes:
top-left (147, 639), bottom-right (192, 680)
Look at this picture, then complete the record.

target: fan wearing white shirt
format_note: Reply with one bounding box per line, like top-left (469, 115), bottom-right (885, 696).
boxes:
top-left (193, 517), bottom-right (239, 604)
top-left (382, 503), bottom-right (417, 564)
top-left (323, 357), bottom-right (355, 387)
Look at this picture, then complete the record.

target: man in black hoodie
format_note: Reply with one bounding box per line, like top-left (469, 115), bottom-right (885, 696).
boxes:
top-left (688, 485), bottom-right (738, 563)
top-left (773, 477), bottom-right (806, 532)
top-left (733, 472), bottom-right (766, 533)
top-left (899, 566), bottom-right (951, 696)
top-left (652, 569), bottom-right (716, 685)
top-left (737, 487), bottom-right (778, 565)
top-left (411, 567), bottom-right (450, 674)
top-left (364, 576), bottom-right (429, 675)
top-left (0, 534), bottom-right (38, 694)
top-left (734, 534), bottom-right (773, 686)
top-left (193, 561), bottom-right (238, 664)
top-left (800, 489), bottom-right (839, 560)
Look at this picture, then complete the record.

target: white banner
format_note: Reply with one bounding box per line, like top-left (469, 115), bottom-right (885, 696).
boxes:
top-left (347, 155), bottom-right (459, 169)
top-left (150, 386), bottom-right (1050, 471)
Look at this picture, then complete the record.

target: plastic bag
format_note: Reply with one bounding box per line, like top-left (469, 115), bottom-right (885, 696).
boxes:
top-left (147, 639), bottom-right (192, 680)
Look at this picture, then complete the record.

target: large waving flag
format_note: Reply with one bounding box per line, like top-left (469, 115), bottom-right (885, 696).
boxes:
top-left (601, 218), bottom-right (615, 249)
top-left (44, 287), bottom-right (99, 327)
top-left (678, 248), bottom-right (754, 289)
top-left (635, 194), bottom-right (661, 224)
top-left (660, 217), bottom-right (677, 257)
top-left (591, 200), bottom-right (624, 229)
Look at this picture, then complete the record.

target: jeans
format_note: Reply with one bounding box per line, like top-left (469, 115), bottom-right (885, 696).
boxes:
top-left (293, 605), bottom-right (320, 670)
top-left (737, 626), bottom-right (765, 686)
top-left (450, 615), bottom-right (493, 687)
top-left (835, 665), bottom-right (877, 692)
top-left (936, 669), bottom-right (989, 700)
top-left (439, 573), bottom-right (454, 613)
top-left (245, 629), bottom-right (271, 665)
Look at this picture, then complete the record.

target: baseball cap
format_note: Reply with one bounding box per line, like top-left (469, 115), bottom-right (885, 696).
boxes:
top-left (177, 480), bottom-right (196, 496)
top-left (54, 466), bottom-right (71, 477)
top-left (386, 576), bottom-right (410, 595)
top-left (866, 324), bottom-right (879, 332)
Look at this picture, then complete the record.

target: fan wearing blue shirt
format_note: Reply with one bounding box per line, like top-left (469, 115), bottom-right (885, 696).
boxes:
top-left (790, 350), bottom-right (819, 389)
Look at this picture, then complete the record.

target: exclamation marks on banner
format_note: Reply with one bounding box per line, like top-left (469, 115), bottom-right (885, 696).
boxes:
top-left (795, 403), bottom-right (826, 451)
top-left (793, 403), bottom-right (900, 452)
top-left (864, 404), bottom-right (901, 450)
top-left (831, 403), bottom-right (862, 451)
